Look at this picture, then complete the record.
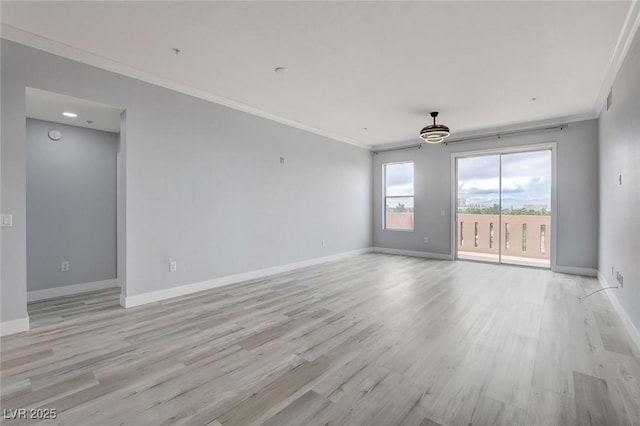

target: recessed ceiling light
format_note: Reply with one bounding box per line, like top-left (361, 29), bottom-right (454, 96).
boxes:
top-left (63, 112), bottom-right (78, 118)
top-left (274, 67), bottom-right (288, 74)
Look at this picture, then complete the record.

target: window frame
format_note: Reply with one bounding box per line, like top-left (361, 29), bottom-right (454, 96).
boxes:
top-left (383, 161), bottom-right (415, 232)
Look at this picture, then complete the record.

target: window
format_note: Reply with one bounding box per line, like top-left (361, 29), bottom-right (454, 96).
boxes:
top-left (522, 224), bottom-right (527, 252)
top-left (384, 162), bottom-right (414, 231)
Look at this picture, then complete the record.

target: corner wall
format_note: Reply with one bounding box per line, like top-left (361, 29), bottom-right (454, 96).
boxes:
top-left (598, 26), bottom-right (640, 342)
top-left (372, 119), bottom-right (599, 272)
top-left (1, 40), bottom-right (373, 327)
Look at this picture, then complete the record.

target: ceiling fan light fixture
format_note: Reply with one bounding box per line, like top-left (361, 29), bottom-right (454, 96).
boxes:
top-left (420, 111), bottom-right (450, 144)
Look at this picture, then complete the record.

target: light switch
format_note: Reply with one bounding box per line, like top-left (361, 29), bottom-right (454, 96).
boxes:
top-left (1, 214), bottom-right (12, 227)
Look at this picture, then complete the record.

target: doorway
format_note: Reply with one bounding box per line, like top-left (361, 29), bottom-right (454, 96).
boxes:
top-left (25, 88), bottom-right (126, 313)
top-left (453, 145), bottom-right (554, 268)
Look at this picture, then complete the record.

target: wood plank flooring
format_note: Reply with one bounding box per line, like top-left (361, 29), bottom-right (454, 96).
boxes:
top-left (1, 253), bottom-right (639, 425)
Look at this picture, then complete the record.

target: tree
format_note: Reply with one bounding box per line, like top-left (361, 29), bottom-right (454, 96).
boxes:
top-left (458, 204), bottom-right (550, 215)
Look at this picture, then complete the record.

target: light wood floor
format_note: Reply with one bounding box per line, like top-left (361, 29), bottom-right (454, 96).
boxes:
top-left (1, 253), bottom-right (639, 425)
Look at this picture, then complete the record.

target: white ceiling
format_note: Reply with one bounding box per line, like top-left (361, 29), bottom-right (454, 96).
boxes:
top-left (2, 1), bottom-right (635, 148)
top-left (26, 87), bottom-right (123, 133)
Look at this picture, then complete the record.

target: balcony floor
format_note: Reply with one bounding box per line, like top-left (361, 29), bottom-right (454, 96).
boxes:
top-left (458, 251), bottom-right (551, 268)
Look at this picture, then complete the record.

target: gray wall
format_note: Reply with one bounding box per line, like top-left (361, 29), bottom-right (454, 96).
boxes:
top-left (117, 112), bottom-right (127, 293)
top-left (1, 40), bottom-right (372, 323)
top-left (1, 44), bottom-right (28, 322)
top-left (26, 118), bottom-right (117, 292)
top-left (598, 29), bottom-right (640, 333)
top-left (373, 119), bottom-right (599, 270)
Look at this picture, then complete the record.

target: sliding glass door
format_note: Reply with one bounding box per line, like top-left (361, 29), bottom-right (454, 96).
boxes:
top-left (456, 148), bottom-right (552, 268)
top-left (457, 155), bottom-right (501, 264)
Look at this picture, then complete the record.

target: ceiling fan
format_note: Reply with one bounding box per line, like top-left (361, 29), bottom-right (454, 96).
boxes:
top-left (420, 111), bottom-right (450, 144)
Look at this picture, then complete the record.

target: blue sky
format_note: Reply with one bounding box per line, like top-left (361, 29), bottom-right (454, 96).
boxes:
top-left (385, 151), bottom-right (552, 209)
top-left (458, 151), bottom-right (551, 208)
top-left (385, 162), bottom-right (414, 208)
top-left (385, 162), bottom-right (414, 196)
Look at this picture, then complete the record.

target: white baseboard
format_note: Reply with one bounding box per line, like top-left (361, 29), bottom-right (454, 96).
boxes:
top-left (554, 265), bottom-right (598, 276)
top-left (598, 271), bottom-right (640, 352)
top-left (28, 279), bottom-right (120, 302)
top-left (1, 315), bottom-right (30, 337)
top-left (121, 248), bottom-right (373, 308)
top-left (372, 247), bottom-right (453, 261)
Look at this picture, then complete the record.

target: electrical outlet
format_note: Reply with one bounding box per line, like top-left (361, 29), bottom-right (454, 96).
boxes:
top-left (321, 240), bottom-right (326, 247)
top-left (169, 262), bottom-right (177, 272)
top-left (0, 214), bottom-right (12, 227)
top-left (423, 237), bottom-right (429, 244)
top-left (61, 261), bottom-right (70, 272)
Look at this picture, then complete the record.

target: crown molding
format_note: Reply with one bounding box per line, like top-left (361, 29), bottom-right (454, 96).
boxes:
top-left (0, 24), bottom-right (372, 151)
top-left (593, 0), bottom-right (640, 116)
top-left (445, 111), bottom-right (598, 141)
